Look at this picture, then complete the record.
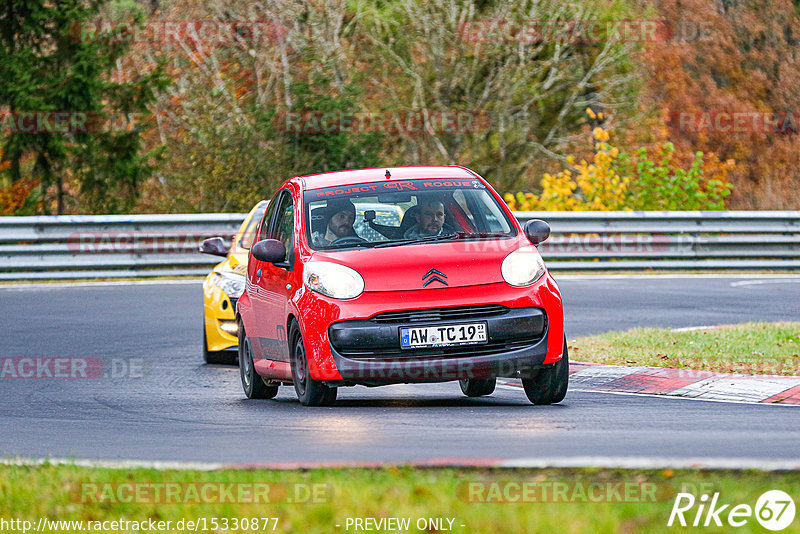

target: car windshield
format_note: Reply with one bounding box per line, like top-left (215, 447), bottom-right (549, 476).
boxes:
top-left (237, 203), bottom-right (267, 250)
top-left (304, 178), bottom-right (516, 250)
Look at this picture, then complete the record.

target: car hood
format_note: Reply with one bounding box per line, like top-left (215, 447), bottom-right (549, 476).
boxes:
top-left (310, 236), bottom-right (527, 292)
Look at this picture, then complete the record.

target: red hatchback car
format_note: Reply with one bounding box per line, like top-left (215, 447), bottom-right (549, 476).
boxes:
top-left (236, 166), bottom-right (567, 406)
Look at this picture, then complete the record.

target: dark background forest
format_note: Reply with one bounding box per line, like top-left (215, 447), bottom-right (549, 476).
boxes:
top-left (2, 0), bottom-right (799, 214)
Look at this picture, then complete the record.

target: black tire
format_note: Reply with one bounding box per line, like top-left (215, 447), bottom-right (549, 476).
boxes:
top-left (203, 322), bottom-right (236, 365)
top-left (459, 378), bottom-right (496, 397)
top-left (289, 322), bottom-right (337, 406)
top-left (521, 338), bottom-right (569, 405)
top-left (238, 322), bottom-right (279, 399)
top-left (322, 386), bottom-right (338, 404)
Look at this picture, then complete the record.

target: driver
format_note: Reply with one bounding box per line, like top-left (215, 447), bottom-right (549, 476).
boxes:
top-left (314, 198), bottom-right (359, 246)
top-left (404, 197), bottom-right (452, 238)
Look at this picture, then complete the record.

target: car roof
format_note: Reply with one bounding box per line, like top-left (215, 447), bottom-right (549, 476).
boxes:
top-left (298, 166), bottom-right (479, 190)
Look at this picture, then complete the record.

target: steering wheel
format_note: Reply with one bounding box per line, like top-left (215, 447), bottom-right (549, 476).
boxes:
top-left (332, 236), bottom-right (367, 245)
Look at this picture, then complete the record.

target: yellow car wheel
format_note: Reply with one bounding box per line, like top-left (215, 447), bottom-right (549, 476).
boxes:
top-left (203, 322), bottom-right (236, 365)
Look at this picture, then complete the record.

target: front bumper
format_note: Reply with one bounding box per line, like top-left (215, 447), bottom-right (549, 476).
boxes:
top-left (327, 306), bottom-right (548, 385)
top-left (295, 276), bottom-right (565, 383)
top-left (203, 274), bottom-right (240, 352)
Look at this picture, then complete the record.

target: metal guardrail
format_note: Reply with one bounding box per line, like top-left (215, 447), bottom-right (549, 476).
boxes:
top-left (1, 211), bottom-right (798, 280)
top-left (0, 214), bottom-right (246, 280)
top-left (517, 211), bottom-right (800, 271)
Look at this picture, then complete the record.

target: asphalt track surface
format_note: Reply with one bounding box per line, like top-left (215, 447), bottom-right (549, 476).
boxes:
top-left (1, 275), bottom-right (799, 465)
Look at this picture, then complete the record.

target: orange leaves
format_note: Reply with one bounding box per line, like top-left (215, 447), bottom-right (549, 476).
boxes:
top-left (0, 148), bottom-right (9, 172)
top-left (0, 149), bottom-right (39, 214)
top-left (0, 179), bottom-right (39, 215)
top-left (643, 0), bottom-right (800, 208)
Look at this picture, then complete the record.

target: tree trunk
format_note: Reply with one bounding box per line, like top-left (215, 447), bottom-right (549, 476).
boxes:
top-left (57, 173), bottom-right (63, 215)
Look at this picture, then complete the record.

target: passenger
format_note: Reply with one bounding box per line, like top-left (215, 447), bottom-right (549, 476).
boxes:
top-left (313, 198), bottom-right (359, 246)
top-left (404, 198), bottom-right (453, 238)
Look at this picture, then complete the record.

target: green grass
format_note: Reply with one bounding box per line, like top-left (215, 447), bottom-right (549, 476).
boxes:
top-left (2, 465), bottom-right (800, 533)
top-left (571, 322), bottom-right (800, 375)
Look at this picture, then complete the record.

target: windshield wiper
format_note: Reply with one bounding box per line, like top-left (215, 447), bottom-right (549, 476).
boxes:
top-left (373, 232), bottom-right (462, 248)
top-left (455, 231), bottom-right (510, 239)
top-left (322, 240), bottom-right (378, 249)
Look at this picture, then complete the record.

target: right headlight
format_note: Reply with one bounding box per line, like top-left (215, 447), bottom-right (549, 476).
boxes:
top-left (303, 261), bottom-right (365, 299)
top-left (212, 271), bottom-right (246, 299)
top-left (501, 246), bottom-right (547, 287)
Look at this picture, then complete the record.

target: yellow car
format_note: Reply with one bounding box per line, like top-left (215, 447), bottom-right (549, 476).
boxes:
top-left (200, 201), bottom-right (267, 364)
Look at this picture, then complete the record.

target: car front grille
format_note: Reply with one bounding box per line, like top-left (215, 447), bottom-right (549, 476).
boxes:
top-left (331, 305), bottom-right (546, 360)
top-left (370, 305), bottom-right (509, 324)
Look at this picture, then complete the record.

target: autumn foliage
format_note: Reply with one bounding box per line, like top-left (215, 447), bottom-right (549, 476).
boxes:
top-left (0, 146), bottom-right (40, 215)
top-left (1, 0), bottom-right (799, 213)
top-left (643, 0), bottom-right (800, 208)
top-left (505, 111), bottom-right (733, 211)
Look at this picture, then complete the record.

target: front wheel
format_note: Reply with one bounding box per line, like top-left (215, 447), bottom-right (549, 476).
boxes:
top-left (238, 323), bottom-right (279, 399)
top-left (459, 378), bottom-right (496, 397)
top-left (203, 322), bottom-right (235, 365)
top-left (521, 339), bottom-right (569, 405)
top-left (289, 322), bottom-right (337, 406)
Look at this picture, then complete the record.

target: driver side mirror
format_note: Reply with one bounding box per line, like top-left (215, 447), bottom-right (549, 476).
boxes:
top-left (199, 237), bottom-right (229, 257)
top-left (251, 239), bottom-right (286, 263)
top-left (523, 219), bottom-right (551, 245)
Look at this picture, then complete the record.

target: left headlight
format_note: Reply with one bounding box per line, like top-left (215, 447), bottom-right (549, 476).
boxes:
top-left (303, 261), bottom-right (364, 299)
top-left (212, 271), bottom-right (246, 298)
top-left (501, 246), bottom-right (547, 287)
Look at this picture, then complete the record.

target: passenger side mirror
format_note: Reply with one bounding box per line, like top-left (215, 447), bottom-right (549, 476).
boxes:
top-left (199, 237), bottom-right (229, 257)
top-left (523, 219), bottom-right (551, 245)
top-left (251, 239), bottom-right (287, 263)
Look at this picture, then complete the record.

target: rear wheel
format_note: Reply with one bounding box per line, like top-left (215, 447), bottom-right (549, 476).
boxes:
top-left (459, 378), bottom-right (496, 397)
top-left (521, 338), bottom-right (569, 405)
top-left (238, 322), bottom-right (279, 399)
top-left (289, 322), bottom-right (337, 406)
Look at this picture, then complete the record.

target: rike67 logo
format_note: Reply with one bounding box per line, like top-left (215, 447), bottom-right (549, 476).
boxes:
top-left (668, 490), bottom-right (796, 531)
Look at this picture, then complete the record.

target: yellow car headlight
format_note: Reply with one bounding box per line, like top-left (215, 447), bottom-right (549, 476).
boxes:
top-left (212, 272), bottom-right (246, 299)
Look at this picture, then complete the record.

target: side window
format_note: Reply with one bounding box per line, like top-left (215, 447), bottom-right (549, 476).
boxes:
top-left (258, 193), bottom-right (282, 241)
top-left (273, 194), bottom-right (294, 254)
top-left (239, 205), bottom-right (267, 249)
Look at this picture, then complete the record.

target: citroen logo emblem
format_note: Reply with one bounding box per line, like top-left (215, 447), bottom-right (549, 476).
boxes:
top-left (422, 268), bottom-right (448, 287)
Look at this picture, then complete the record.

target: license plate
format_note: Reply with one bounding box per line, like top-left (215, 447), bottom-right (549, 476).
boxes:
top-left (400, 322), bottom-right (487, 349)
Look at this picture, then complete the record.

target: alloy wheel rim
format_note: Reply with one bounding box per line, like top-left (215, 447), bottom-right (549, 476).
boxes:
top-left (294, 340), bottom-right (307, 395)
top-left (242, 339), bottom-right (252, 389)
